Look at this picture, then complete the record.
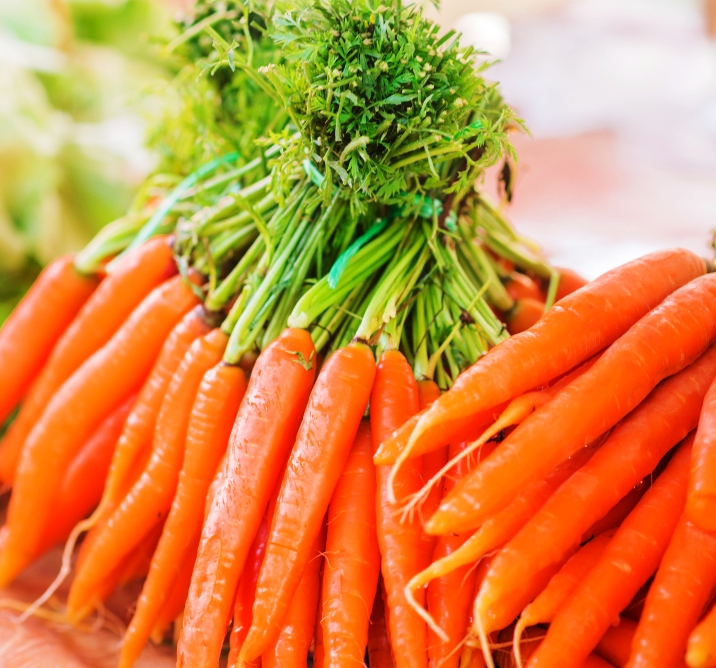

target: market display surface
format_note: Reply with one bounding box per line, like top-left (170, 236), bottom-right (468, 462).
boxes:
top-left (0, 1), bottom-right (714, 667)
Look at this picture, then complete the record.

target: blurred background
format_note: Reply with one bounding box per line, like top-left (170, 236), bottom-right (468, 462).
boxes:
top-left (1, 0), bottom-right (714, 324)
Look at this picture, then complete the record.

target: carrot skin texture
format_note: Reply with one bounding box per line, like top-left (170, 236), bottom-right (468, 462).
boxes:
top-left (626, 516), bottom-right (716, 668)
top-left (411, 249), bottom-right (706, 469)
top-left (0, 254), bottom-right (99, 425)
top-left (0, 275), bottom-right (198, 586)
top-left (595, 618), bottom-right (637, 668)
top-left (102, 306), bottom-right (211, 513)
top-left (119, 361), bottom-right (247, 668)
top-left (477, 346), bottom-right (716, 638)
top-left (506, 298), bottom-right (545, 335)
top-left (368, 580), bottom-right (394, 668)
top-left (240, 342), bottom-right (376, 662)
top-left (687, 375), bottom-right (716, 531)
top-left (0, 236), bottom-right (175, 483)
top-left (431, 278), bottom-right (716, 535)
top-left (67, 327), bottom-right (227, 620)
top-left (39, 395), bottom-right (136, 552)
top-left (372, 350), bottom-right (427, 668)
top-left (417, 380), bottom-right (445, 569)
top-left (262, 524), bottom-right (325, 668)
top-left (518, 530), bottom-right (614, 628)
top-left (527, 438), bottom-right (693, 668)
top-left (320, 420), bottom-right (380, 668)
top-left (177, 329), bottom-right (316, 668)
top-left (229, 513), bottom-right (271, 667)
top-left (426, 443), bottom-right (477, 668)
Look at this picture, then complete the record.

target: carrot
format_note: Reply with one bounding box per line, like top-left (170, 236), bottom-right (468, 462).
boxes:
top-left (403, 355), bottom-right (600, 520)
top-left (368, 579), bottom-right (394, 668)
top-left (555, 267), bottom-right (589, 302)
top-left (178, 329), bottom-right (316, 668)
top-left (371, 350), bottom-right (427, 668)
top-left (417, 380), bottom-right (446, 569)
top-left (67, 327), bottom-right (228, 621)
top-left (239, 342), bottom-right (375, 662)
top-left (0, 274), bottom-right (198, 586)
top-left (320, 420), bottom-right (381, 668)
top-left (473, 345), bottom-right (716, 644)
top-left (506, 274), bottom-right (543, 303)
top-left (408, 249), bottom-right (705, 471)
top-left (429, 276), bottom-right (716, 536)
top-left (595, 618), bottom-right (638, 668)
top-left (102, 305), bottom-right (214, 513)
top-left (38, 394), bottom-right (136, 554)
top-left (506, 298), bottom-right (545, 335)
top-left (262, 523), bottom-right (326, 668)
top-left (513, 531), bottom-right (614, 667)
top-left (119, 361), bottom-right (247, 668)
top-left (526, 437), bottom-right (693, 668)
top-left (228, 512), bottom-right (271, 668)
top-left (625, 516), bottom-right (716, 668)
top-left (580, 482), bottom-right (647, 544)
top-left (687, 375), bottom-right (716, 531)
top-left (425, 443), bottom-right (478, 668)
top-left (687, 605), bottom-right (716, 668)
top-left (0, 254), bottom-right (99, 425)
top-left (149, 540), bottom-right (198, 645)
top-left (406, 445), bottom-right (596, 639)
top-left (0, 236), bottom-right (175, 484)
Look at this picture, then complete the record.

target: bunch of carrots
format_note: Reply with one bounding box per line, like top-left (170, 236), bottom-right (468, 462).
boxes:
top-left (3, 1), bottom-right (716, 668)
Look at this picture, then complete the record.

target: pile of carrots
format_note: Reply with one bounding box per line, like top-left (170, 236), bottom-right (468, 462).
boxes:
top-left (2, 237), bottom-right (716, 668)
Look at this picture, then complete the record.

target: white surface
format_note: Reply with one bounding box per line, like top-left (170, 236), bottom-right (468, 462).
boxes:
top-left (461, 0), bottom-right (716, 278)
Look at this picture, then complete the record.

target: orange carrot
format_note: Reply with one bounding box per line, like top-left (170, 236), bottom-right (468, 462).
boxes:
top-left (178, 329), bottom-right (316, 668)
top-left (67, 327), bottom-right (227, 621)
top-left (368, 579), bottom-right (394, 668)
top-left (506, 298), bottom-right (545, 335)
top-left (228, 512), bottom-right (271, 668)
top-left (687, 606), bottom-right (716, 667)
top-left (239, 342), bottom-right (375, 662)
top-left (513, 531), bottom-right (614, 666)
top-left (687, 375), bottom-right (716, 531)
top-left (417, 380), bottom-right (446, 569)
top-left (580, 482), bottom-right (647, 544)
top-left (119, 361), bottom-right (247, 668)
top-left (555, 267), bottom-right (589, 302)
top-left (262, 523), bottom-right (326, 668)
top-left (0, 274), bottom-right (198, 586)
top-left (472, 345), bottom-right (716, 644)
top-left (429, 276), bottom-right (716, 536)
top-left (406, 445), bottom-right (596, 640)
top-left (0, 255), bottom-right (99, 425)
top-left (39, 395), bottom-right (136, 553)
top-left (149, 539), bottom-right (198, 644)
top-left (371, 350), bottom-right (427, 668)
top-left (409, 249), bottom-right (705, 470)
top-left (425, 443), bottom-right (478, 668)
top-left (526, 437), bottom-right (693, 668)
top-left (0, 236), bottom-right (174, 484)
top-left (626, 516), bottom-right (716, 668)
top-left (595, 618), bottom-right (638, 668)
top-left (320, 420), bottom-right (380, 668)
top-left (506, 274), bottom-right (543, 303)
top-left (101, 306), bottom-right (213, 513)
